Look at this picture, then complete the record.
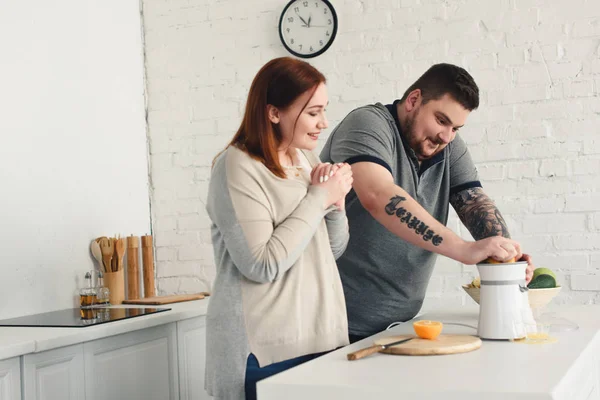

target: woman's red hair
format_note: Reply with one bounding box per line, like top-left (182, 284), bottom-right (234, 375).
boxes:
top-left (216, 57), bottom-right (326, 178)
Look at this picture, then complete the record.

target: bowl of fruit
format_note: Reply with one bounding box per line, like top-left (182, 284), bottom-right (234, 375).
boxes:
top-left (463, 264), bottom-right (561, 310)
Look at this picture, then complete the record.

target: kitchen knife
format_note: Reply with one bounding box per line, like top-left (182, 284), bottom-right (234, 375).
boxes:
top-left (347, 337), bottom-right (414, 361)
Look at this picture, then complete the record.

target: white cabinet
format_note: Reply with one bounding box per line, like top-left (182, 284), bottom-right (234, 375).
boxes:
top-left (22, 344), bottom-right (85, 400)
top-left (0, 357), bottom-right (21, 400)
top-left (6, 312), bottom-right (210, 400)
top-left (84, 322), bottom-right (179, 400)
top-left (177, 316), bottom-right (212, 400)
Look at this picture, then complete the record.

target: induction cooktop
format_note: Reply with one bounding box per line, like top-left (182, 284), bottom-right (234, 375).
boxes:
top-left (0, 307), bottom-right (171, 328)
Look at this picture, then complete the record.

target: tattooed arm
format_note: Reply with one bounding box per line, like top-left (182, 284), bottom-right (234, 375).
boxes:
top-left (351, 162), bottom-right (520, 265)
top-left (449, 187), bottom-right (510, 240)
top-left (450, 186), bottom-right (535, 280)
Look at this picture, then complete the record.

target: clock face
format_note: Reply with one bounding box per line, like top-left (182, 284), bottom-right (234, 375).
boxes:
top-left (279, 0), bottom-right (338, 58)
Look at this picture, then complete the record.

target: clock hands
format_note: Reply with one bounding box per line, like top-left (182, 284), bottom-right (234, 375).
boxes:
top-left (294, 10), bottom-right (309, 27)
top-left (297, 12), bottom-right (327, 28)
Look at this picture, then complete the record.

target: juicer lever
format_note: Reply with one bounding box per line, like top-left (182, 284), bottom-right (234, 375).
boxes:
top-left (519, 281), bottom-right (529, 292)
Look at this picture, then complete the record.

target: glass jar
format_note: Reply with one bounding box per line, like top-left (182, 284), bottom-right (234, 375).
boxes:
top-left (79, 271), bottom-right (97, 309)
top-left (96, 271), bottom-right (110, 306)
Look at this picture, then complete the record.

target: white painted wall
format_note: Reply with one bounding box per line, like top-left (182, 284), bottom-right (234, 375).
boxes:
top-left (0, 1), bottom-right (150, 319)
top-left (141, 0), bottom-right (600, 307)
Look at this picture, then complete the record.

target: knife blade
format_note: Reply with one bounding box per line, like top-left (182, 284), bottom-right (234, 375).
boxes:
top-left (346, 337), bottom-right (414, 361)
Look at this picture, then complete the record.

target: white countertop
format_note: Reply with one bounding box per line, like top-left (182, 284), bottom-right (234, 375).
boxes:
top-left (258, 305), bottom-right (600, 400)
top-left (0, 299), bottom-right (209, 360)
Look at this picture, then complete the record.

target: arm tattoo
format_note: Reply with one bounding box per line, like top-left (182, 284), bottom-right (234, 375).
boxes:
top-left (449, 187), bottom-right (510, 240)
top-left (384, 195), bottom-right (443, 246)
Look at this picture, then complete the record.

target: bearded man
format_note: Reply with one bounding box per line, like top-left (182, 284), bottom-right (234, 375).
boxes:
top-left (320, 63), bottom-right (534, 342)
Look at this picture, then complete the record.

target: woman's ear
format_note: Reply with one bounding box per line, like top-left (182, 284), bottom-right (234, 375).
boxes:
top-left (267, 105), bottom-right (280, 124)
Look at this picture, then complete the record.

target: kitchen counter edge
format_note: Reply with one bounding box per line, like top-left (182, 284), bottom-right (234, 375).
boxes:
top-left (0, 298), bottom-right (209, 360)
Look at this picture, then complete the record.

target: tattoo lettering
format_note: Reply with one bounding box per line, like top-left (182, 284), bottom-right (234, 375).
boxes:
top-left (415, 222), bottom-right (428, 235)
top-left (395, 207), bottom-right (407, 218)
top-left (423, 230), bottom-right (434, 241)
top-left (407, 216), bottom-right (420, 229)
top-left (385, 195), bottom-right (407, 215)
top-left (449, 187), bottom-right (511, 239)
top-left (384, 195), bottom-right (444, 246)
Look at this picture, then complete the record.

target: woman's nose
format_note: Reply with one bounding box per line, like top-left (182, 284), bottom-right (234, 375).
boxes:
top-left (318, 117), bottom-right (328, 129)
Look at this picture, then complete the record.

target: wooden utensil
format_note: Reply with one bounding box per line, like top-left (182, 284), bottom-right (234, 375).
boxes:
top-left (110, 237), bottom-right (118, 272)
top-left (127, 235), bottom-right (140, 300)
top-left (98, 237), bottom-right (114, 273)
top-left (90, 240), bottom-right (104, 272)
top-left (122, 292), bottom-right (210, 305)
top-left (374, 334), bottom-right (481, 356)
top-left (347, 337), bottom-right (414, 361)
top-left (95, 236), bottom-right (108, 243)
top-left (141, 235), bottom-right (155, 297)
top-left (114, 238), bottom-right (125, 271)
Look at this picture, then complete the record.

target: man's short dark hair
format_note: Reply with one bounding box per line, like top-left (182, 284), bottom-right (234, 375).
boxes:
top-left (400, 63), bottom-right (479, 111)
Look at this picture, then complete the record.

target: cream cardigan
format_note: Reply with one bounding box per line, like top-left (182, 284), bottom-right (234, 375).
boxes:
top-left (205, 146), bottom-right (350, 400)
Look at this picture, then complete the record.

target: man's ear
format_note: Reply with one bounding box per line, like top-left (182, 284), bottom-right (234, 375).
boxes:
top-left (405, 89), bottom-right (421, 112)
top-left (267, 105), bottom-right (280, 124)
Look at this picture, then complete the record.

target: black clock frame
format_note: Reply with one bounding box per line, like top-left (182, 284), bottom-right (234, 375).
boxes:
top-left (278, 0), bottom-right (338, 59)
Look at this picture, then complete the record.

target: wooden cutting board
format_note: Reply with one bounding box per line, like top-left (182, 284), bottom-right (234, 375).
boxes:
top-left (374, 334), bottom-right (481, 356)
top-left (122, 292), bottom-right (210, 305)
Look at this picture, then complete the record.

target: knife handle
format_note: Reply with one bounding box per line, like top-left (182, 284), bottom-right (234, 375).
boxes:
top-left (347, 345), bottom-right (383, 361)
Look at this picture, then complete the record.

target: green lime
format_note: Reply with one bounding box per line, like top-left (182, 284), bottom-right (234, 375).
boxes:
top-left (532, 267), bottom-right (556, 281)
top-left (528, 274), bottom-right (556, 289)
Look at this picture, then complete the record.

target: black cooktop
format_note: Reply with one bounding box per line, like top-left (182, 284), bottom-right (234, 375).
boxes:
top-left (0, 307), bottom-right (171, 328)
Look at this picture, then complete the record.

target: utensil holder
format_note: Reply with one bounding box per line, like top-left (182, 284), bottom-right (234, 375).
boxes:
top-left (105, 269), bottom-right (125, 305)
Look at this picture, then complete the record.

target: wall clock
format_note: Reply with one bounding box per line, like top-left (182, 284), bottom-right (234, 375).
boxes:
top-left (278, 0), bottom-right (338, 58)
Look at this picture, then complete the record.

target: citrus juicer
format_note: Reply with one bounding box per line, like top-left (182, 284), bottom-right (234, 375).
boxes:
top-left (476, 261), bottom-right (535, 340)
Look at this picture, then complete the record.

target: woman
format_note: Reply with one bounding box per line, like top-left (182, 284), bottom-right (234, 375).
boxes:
top-left (205, 57), bottom-right (353, 400)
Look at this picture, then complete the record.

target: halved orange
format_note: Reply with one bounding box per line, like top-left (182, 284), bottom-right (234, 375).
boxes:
top-left (413, 320), bottom-right (443, 340)
top-left (484, 257), bottom-right (517, 264)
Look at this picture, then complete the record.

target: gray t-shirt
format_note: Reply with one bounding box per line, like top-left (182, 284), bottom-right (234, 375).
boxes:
top-left (320, 101), bottom-right (481, 336)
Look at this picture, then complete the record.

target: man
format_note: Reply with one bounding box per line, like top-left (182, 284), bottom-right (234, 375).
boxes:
top-left (320, 63), bottom-right (534, 342)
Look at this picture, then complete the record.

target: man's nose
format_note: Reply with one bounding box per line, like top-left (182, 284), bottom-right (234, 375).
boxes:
top-left (437, 127), bottom-right (454, 144)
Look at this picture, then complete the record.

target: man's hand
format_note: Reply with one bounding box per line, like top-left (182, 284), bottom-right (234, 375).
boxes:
top-left (519, 253), bottom-right (535, 283)
top-left (460, 236), bottom-right (522, 266)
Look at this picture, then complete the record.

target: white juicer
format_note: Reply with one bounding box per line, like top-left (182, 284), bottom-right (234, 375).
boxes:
top-left (477, 261), bottom-right (533, 340)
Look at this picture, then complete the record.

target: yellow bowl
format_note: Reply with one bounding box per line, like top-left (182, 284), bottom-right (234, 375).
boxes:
top-left (462, 285), bottom-right (562, 309)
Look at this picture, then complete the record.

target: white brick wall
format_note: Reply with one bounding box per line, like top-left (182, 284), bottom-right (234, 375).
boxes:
top-left (141, 0), bottom-right (600, 306)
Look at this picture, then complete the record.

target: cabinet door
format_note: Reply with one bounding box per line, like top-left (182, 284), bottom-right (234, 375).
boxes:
top-left (22, 344), bottom-right (85, 400)
top-left (84, 323), bottom-right (179, 400)
top-left (177, 316), bottom-right (212, 400)
top-left (0, 357), bottom-right (21, 400)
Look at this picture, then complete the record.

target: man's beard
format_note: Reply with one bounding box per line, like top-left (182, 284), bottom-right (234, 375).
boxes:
top-left (403, 107), bottom-right (423, 160)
